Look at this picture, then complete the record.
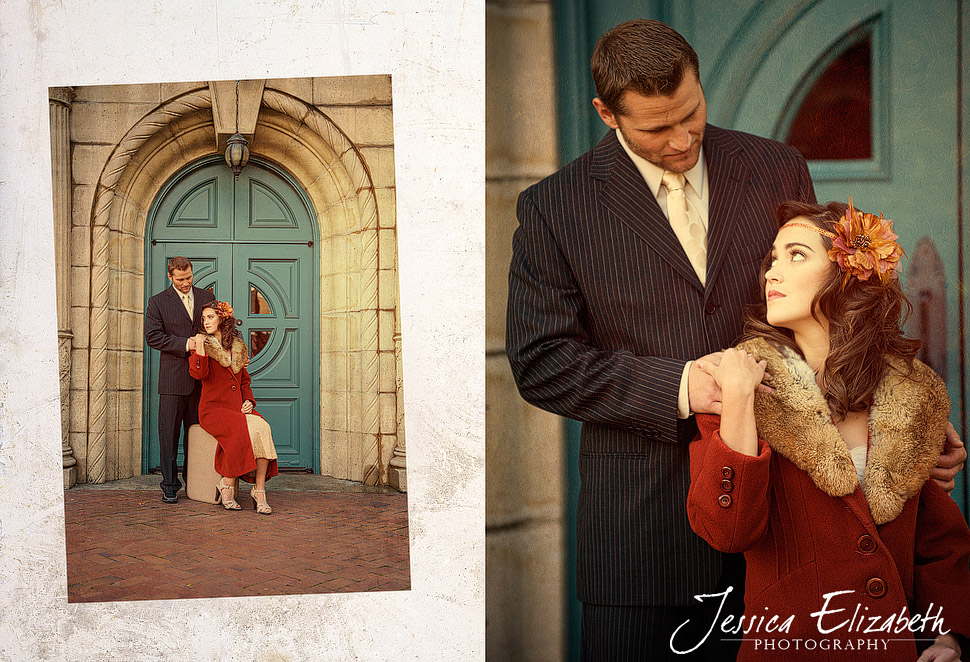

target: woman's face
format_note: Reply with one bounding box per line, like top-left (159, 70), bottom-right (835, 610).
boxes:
top-left (201, 308), bottom-right (220, 335)
top-left (764, 219), bottom-right (834, 331)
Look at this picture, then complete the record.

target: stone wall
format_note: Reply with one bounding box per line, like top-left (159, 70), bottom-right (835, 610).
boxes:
top-left (485, 2), bottom-right (566, 659)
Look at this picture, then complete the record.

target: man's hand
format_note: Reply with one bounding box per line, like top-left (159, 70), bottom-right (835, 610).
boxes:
top-left (187, 337), bottom-right (196, 351)
top-left (931, 422), bottom-right (966, 493)
top-left (689, 352), bottom-right (724, 415)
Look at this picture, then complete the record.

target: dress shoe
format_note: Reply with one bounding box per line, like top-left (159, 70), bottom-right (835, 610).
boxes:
top-left (162, 492), bottom-right (178, 504)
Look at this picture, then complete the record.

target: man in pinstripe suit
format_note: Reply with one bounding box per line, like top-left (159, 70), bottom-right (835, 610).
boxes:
top-left (506, 20), bottom-right (816, 660)
top-left (145, 256), bottom-right (216, 503)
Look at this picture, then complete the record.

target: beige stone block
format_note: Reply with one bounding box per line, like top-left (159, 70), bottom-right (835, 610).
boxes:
top-left (379, 229), bottom-right (397, 271)
top-left (70, 388), bottom-right (89, 432)
top-left (486, 523), bottom-right (566, 662)
top-left (121, 203), bottom-right (145, 236)
top-left (379, 311), bottom-right (395, 351)
top-left (70, 306), bottom-right (89, 348)
top-left (70, 348), bottom-right (88, 391)
top-left (487, 179), bottom-right (533, 349)
top-left (379, 351), bottom-right (396, 393)
top-left (160, 82), bottom-right (208, 100)
top-left (71, 101), bottom-right (158, 145)
top-left (361, 348), bottom-right (379, 390)
top-left (349, 232), bottom-right (365, 273)
top-left (72, 185), bottom-right (96, 228)
top-left (349, 311), bottom-right (363, 348)
top-left (378, 269), bottom-right (397, 309)
top-left (320, 275), bottom-right (334, 314)
top-left (333, 314), bottom-right (349, 349)
top-left (70, 430), bottom-right (87, 480)
top-left (72, 144), bottom-right (116, 187)
top-left (322, 200), bottom-right (357, 235)
top-left (122, 235), bottom-right (143, 273)
top-left (320, 107), bottom-right (356, 142)
top-left (325, 429), bottom-right (349, 477)
top-left (352, 107), bottom-right (394, 146)
top-left (122, 311), bottom-right (143, 350)
top-left (106, 351), bottom-right (119, 387)
top-left (329, 392), bottom-right (348, 431)
top-left (347, 273), bottom-right (360, 311)
top-left (331, 234), bottom-right (349, 274)
top-left (71, 225), bottom-right (91, 268)
top-left (379, 392), bottom-right (397, 434)
top-left (332, 273), bottom-right (348, 312)
top-left (333, 353), bottom-right (348, 391)
top-left (486, 356), bottom-right (565, 523)
top-left (72, 83), bottom-right (162, 104)
top-left (348, 351), bottom-right (361, 392)
top-left (71, 265), bottom-right (89, 310)
top-left (485, 2), bottom-right (560, 179)
top-left (266, 77), bottom-right (313, 102)
top-left (375, 188), bottom-right (396, 229)
top-left (359, 147), bottom-right (395, 189)
top-left (347, 393), bottom-right (363, 433)
top-left (313, 75), bottom-right (392, 106)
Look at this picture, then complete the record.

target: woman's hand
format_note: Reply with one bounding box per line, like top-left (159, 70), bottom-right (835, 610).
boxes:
top-left (193, 334), bottom-right (207, 356)
top-left (241, 400), bottom-right (254, 414)
top-left (917, 634), bottom-right (961, 661)
top-left (696, 347), bottom-right (766, 396)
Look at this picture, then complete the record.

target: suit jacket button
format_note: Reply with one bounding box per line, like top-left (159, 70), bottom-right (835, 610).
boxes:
top-left (865, 577), bottom-right (887, 598)
top-left (704, 302), bottom-right (719, 315)
top-left (717, 494), bottom-right (732, 508)
top-left (720, 479), bottom-right (734, 493)
top-left (721, 466), bottom-right (734, 479)
top-left (857, 534), bottom-right (876, 553)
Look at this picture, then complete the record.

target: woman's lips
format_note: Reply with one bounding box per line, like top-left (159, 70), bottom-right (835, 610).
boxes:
top-left (766, 290), bottom-right (786, 301)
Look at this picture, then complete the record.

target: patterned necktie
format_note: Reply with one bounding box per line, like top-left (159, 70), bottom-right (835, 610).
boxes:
top-left (181, 291), bottom-right (193, 319)
top-left (662, 170), bottom-right (707, 285)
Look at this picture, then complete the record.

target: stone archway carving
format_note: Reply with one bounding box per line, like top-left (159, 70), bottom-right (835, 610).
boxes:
top-left (83, 85), bottom-right (394, 486)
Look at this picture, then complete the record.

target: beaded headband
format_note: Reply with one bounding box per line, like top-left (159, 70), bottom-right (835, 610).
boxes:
top-left (784, 196), bottom-right (905, 289)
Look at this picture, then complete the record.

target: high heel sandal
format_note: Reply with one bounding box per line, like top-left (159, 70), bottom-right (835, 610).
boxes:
top-left (216, 479), bottom-right (241, 510)
top-left (250, 488), bottom-right (272, 514)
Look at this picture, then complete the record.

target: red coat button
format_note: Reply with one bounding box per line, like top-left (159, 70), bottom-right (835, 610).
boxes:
top-left (720, 479), bottom-right (734, 492)
top-left (721, 466), bottom-right (734, 479)
top-left (717, 494), bottom-right (732, 508)
top-left (865, 577), bottom-right (887, 598)
top-left (231, 385), bottom-right (237, 391)
top-left (857, 535), bottom-right (876, 553)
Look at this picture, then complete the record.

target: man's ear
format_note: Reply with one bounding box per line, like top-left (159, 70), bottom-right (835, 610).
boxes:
top-left (592, 98), bottom-right (619, 130)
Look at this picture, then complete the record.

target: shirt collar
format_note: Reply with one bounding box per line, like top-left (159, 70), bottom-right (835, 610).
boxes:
top-left (615, 128), bottom-right (705, 199)
top-left (172, 283), bottom-right (192, 297)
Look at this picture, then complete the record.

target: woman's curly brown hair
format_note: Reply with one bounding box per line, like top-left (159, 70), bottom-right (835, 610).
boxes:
top-left (739, 200), bottom-right (921, 422)
top-left (199, 300), bottom-right (243, 351)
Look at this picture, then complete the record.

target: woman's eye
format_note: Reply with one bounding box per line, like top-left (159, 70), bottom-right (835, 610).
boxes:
top-left (791, 250), bottom-right (806, 262)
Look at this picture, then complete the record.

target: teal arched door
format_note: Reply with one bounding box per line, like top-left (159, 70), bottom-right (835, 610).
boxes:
top-left (143, 156), bottom-right (319, 472)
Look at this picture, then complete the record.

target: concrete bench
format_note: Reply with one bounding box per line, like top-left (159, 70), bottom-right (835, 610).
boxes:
top-left (186, 424), bottom-right (237, 504)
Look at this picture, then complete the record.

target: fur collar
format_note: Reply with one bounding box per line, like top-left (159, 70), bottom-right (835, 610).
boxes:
top-left (737, 337), bottom-right (950, 524)
top-left (204, 335), bottom-right (249, 374)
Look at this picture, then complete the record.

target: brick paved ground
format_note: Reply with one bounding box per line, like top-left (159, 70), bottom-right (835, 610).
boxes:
top-left (64, 488), bottom-right (410, 603)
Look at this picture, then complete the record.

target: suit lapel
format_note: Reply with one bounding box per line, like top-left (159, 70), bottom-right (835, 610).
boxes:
top-left (593, 132), bottom-right (703, 291)
top-left (704, 126), bottom-right (752, 292)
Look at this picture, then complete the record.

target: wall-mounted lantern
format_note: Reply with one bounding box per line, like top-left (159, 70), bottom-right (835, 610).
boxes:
top-left (224, 80), bottom-right (249, 179)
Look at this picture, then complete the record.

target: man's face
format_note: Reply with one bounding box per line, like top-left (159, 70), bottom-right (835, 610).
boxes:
top-left (593, 70), bottom-right (707, 173)
top-left (168, 267), bottom-right (193, 293)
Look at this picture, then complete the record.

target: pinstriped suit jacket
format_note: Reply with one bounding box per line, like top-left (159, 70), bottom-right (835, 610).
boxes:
top-left (145, 285), bottom-right (216, 395)
top-left (506, 125), bottom-right (816, 606)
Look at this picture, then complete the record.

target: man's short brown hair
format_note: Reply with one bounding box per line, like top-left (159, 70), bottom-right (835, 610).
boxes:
top-left (591, 19), bottom-right (700, 115)
top-left (167, 256), bottom-right (193, 275)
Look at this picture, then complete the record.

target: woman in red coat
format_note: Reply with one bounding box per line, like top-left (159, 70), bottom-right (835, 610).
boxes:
top-left (686, 200), bottom-right (970, 661)
top-left (189, 300), bottom-right (278, 513)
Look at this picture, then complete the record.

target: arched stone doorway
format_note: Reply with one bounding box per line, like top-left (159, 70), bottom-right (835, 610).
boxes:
top-left (76, 82), bottom-right (402, 487)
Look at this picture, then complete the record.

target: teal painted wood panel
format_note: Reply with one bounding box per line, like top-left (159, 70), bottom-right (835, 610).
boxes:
top-left (144, 157), bottom-right (319, 473)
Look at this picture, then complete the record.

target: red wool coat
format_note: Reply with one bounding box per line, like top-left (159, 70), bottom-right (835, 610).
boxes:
top-left (188, 336), bottom-right (278, 482)
top-left (687, 338), bottom-right (970, 661)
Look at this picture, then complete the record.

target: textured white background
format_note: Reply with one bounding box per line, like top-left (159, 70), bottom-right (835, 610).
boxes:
top-left (0, 1), bottom-right (484, 660)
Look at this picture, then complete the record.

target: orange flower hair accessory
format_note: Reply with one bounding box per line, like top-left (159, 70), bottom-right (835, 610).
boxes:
top-left (786, 196), bottom-right (905, 289)
top-left (214, 301), bottom-right (234, 319)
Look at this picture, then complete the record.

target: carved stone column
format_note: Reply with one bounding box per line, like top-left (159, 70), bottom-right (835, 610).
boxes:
top-left (50, 87), bottom-right (77, 489)
top-left (388, 331), bottom-right (407, 492)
